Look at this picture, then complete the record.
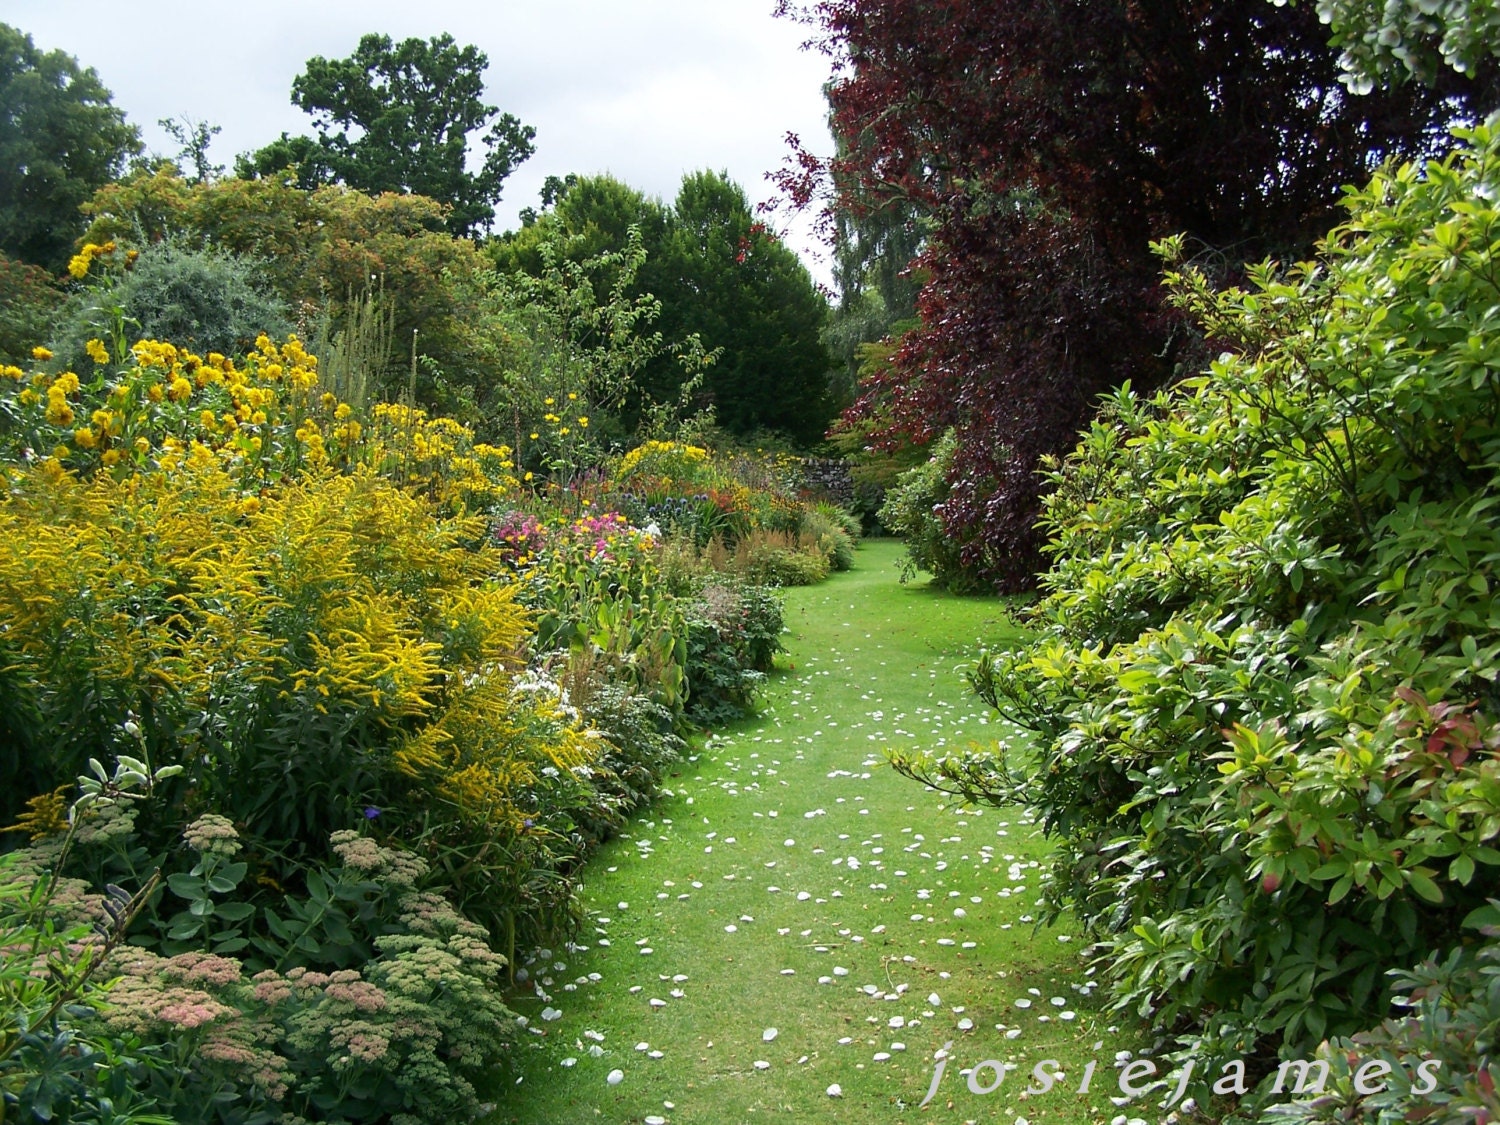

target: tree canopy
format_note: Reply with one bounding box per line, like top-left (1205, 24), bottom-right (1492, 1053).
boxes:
top-left (239, 33), bottom-right (534, 237)
top-left (777, 0), bottom-right (1495, 590)
top-left (497, 171), bottom-right (835, 446)
top-left (0, 23), bottom-right (140, 270)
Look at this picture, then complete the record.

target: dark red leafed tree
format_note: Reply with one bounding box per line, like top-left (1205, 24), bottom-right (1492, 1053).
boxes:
top-left (774, 0), bottom-right (1490, 591)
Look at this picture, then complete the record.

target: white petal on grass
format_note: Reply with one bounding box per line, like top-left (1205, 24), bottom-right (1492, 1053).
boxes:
top-left (827, 1084), bottom-right (843, 1097)
top-left (763, 1028), bottom-right (778, 1041)
top-left (607, 1069), bottom-right (624, 1085)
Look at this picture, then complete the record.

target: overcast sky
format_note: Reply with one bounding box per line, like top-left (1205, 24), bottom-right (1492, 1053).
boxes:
top-left (7, 0), bottom-right (838, 288)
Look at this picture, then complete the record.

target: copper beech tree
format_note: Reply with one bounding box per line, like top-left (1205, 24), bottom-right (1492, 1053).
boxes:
top-left (775, 0), bottom-right (1493, 590)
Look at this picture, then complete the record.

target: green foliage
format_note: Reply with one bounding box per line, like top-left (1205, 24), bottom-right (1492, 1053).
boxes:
top-left (495, 171), bottom-right (835, 445)
top-left (243, 32), bottom-right (535, 237)
top-left (451, 226), bottom-right (711, 471)
top-left (0, 762), bottom-right (178, 1125)
top-left (0, 24), bottom-right (141, 270)
top-left (570, 678), bottom-right (685, 834)
top-left (892, 118), bottom-right (1500, 1078)
top-left (51, 241), bottom-right (292, 370)
top-left (683, 580), bottom-right (786, 727)
top-left (78, 168), bottom-right (489, 402)
top-left (1249, 928), bottom-right (1500, 1123)
top-left (159, 115), bottom-right (223, 185)
top-left (800, 501), bottom-right (860, 571)
top-left (1287, 0), bottom-right (1500, 92)
top-left (878, 429), bottom-right (987, 592)
top-left (0, 251), bottom-right (64, 367)
top-left (728, 531), bottom-right (832, 587)
top-left (6, 811), bottom-right (516, 1125)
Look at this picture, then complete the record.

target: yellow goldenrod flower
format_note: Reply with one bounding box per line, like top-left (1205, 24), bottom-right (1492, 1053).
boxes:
top-left (31, 346), bottom-right (53, 361)
top-left (568, 392), bottom-right (578, 401)
top-left (133, 437), bottom-right (150, 454)
top-left (85, 339), bottom-right (109, 365)
top-left (578, 416), bottom-right (589, 427)
top-left (168, 377), bottom-right (193, 402)
top-left (52, 444), bottom-right (69, 460)
top-left (101, 448), bottom-right (123, 467)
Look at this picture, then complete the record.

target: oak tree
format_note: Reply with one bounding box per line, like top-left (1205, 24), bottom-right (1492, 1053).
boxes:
top-left (241, 33), bottom-right (534, 237)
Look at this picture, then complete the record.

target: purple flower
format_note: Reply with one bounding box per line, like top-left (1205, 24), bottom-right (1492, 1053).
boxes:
top-left (523, 818), bottom-right (535, 829)
top-left (363, 806), bottom-right (381, 820)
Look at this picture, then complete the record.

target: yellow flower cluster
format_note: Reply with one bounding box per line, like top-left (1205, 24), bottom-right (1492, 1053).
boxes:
top-left (42, 370), bottom-right (81, 428)
top-left (367, 402), bottom-right (517, 512)
top-left (67, 240), bottom-right (117, 280)
top-left (0, 460), bottom-right (578, 823)
top-left (2, 785), bottom-right (72, 841)
top-left (615, 439), bottom-right (711, 483)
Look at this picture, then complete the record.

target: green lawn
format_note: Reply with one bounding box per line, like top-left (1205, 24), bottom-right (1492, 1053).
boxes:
top-left (490, 540), bottom-right (1143, 1125)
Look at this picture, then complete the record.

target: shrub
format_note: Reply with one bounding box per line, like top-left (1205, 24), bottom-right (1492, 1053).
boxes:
top-left (800, 500), bottom-right (859, 570)
top-left (878, 429), bottom-right (989, 592)
top-left (513, 512), bottom-right (689, 716)
top-left (681, 580), bottom-right (785, 726)
top-left (0, 252), bottom-right (64, 368)
top-left (51, 241), bottom-right (291, 371)
top-left (720, 529), bottom-right (831, 587)
top-left (560, 664), bottom-right (685, 839)
top-left (891, 118), bottom-right (1500, 1085)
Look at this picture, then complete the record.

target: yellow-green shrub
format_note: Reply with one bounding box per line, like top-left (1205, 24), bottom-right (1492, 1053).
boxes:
top-left (1, 336), bottom-right (516, 514)
top-left (0, 458), bottom-right (593, 871)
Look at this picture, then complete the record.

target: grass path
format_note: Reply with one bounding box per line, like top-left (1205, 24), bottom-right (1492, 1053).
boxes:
top-left (492, 540), bottom-right (1136, 1125)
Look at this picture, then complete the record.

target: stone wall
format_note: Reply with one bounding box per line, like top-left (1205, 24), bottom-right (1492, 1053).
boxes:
top-left (798, 457), bottom-right (856, 507)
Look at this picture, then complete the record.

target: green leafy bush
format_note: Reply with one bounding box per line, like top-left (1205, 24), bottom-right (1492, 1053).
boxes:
top-left (893, 118), bottom-right (1500, 1084)
top-left (0, 252), bottom-right (64, 367)
top-left (878, 429), bottom-right (988, 592)
top-left (682, 582), bottom-right (785, 727)
top-left (51, 241), bottom-right (291, 370)
top-left (800, 501), bottom-right (859, 571)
